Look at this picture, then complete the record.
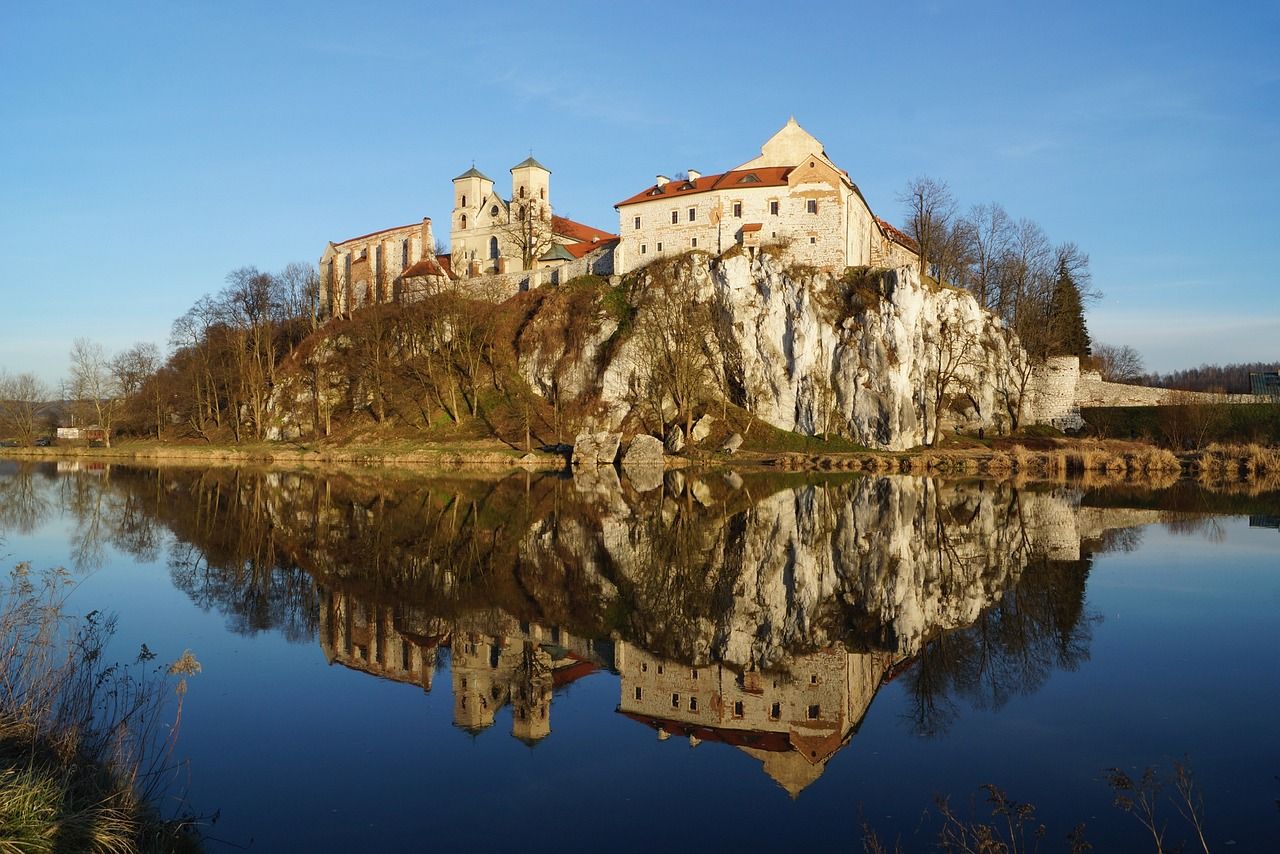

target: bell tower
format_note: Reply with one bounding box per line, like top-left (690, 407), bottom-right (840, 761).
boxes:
top-left (510, 155), bottom-right (551, 221)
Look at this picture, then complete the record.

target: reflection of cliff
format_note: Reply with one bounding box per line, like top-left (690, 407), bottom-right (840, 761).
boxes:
top-left (616, 640), bottom-right (902, 796)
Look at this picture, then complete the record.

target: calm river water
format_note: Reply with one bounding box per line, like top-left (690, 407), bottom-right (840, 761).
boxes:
top-left (0, 461), bottom-right (1277, 851)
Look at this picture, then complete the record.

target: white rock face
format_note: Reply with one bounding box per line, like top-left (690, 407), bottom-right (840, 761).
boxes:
top-left (520, 254), bottom-right (1030, 450)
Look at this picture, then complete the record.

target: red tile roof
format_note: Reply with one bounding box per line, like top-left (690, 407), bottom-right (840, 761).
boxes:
top-left (876, 217), bottom-right (919, 252)
top-left (615, 167), bottom-right (792, 208)
top-left (435, 254), bottom-right (452, 277)
top-left (564, 237), bottom-right (618, 259)
top-left (551, 215), bottom-right (617, 245)
top-left (616, 711), bottom-right (792, 752)
top-left (401, 256), bottom-right (448, 278)
top-left (740, 223), bottom-right (763, 233)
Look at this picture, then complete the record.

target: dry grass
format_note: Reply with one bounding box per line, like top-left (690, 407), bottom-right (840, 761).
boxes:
top-left (0, 565), bottom-right (201, 852)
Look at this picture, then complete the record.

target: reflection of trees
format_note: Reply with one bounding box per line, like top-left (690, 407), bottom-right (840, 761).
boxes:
top-left (156, 470), bottom-right (319, 643)
top-left (0, 464), bottom-right (53, 538)
top-left (903, 553), bottom-right (1097, 737)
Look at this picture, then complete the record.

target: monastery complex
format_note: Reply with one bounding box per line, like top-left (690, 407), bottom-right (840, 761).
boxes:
top-left (317, 119), bottom-right (918, 317)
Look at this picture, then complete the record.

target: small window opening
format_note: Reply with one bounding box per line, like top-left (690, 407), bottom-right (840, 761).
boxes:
top-left (808, 704), bottom-right (820, 719)
top-left (732, 202), bottom-right (742, 218)
top-left (733, 701), bottom-right (744, 718)
top-left (671, 693), bottom-right (680, 708)
top-left (769, 702), bottom-right (781, 720)
top-left (689, 697), bottom-right (698, 711)
top-left (688, 207), bottom-right (696, 222)
top-left (671, 210), bottom-right (679, 224)
top-left (770, 200), bottom-right (779, 215)
top-left (807, 199), bottom-right (818, 214)
top-left (635, 686), bottom-right (643, 700)
top-left (634, 216), bottom-right (641, 230)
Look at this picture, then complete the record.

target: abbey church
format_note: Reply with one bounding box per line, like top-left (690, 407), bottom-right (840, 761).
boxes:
top-left (318, 119), bottom-right (916, 317)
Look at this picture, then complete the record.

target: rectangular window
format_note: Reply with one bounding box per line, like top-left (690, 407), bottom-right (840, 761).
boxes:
top-left (634, 687), bottom-right (643, 700)
top-left (807, 199), bottom-right (818, 214)
top-left (733, 701), bottom-right (744, 718)
top-left (671, 693), bottom-right (680, 709)
top-left (691, 237), bottom-right (697, 248)
top-left (691, 669), bottom-right (698, 679)
top-left (808, 704), bottom-right (820, 719)
top-left (671, 210), bottom-right (679, 224)
top-left (689, 697), bottom-right (698, 711)
top-left (688, 207), bottom-right (696, 222)
top-left (732, 202), bottom-right (742, 218)
top-left (769, 200), bottom-right (779, 215)
top-left (641, 662), bottom-right (647, 673)
top-left (634, 216), bottom-right (641, 230)
top-left (657, 665), bottom-right (664, 675)
top-left (657, 242), bottom-right (662, 252)
top-left (641, 244), bottom-right (647, 255)
top-left (769, 702), bottom-right (781, 720)
top-left (810, 236), bottom-right (817, 244)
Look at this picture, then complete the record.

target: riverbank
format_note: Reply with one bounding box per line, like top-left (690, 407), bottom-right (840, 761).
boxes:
top-left (3, 436), bottom-right (1277, 490)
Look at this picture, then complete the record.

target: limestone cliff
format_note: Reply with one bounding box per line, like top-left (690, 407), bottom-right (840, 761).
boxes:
top-left (520, 253), bottom-right (1031, 450)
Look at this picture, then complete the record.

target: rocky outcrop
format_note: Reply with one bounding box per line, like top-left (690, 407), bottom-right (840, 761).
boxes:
top-left (517, 254), bottom-right (1031, 451)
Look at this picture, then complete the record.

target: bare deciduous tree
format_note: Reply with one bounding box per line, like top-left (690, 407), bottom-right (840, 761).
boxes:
top-left (0, 370), bottom-right (51, 445)
top-left (68, 338), bottom-right (122, 445)
top-left (900, 176), bottom-right (957, 281)
top-left (1091, 343), bottom-right (1145, 383)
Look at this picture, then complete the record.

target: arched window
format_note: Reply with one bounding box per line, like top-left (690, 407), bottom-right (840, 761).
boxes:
top-left (519, 186), bottom-right (526, 199)
top-left (490, 205), bottom-right (498, 217)
top-left (518, 205), bottom-right (526, 220)
top-left (461, 195), bottom-right (467, 207)
top-left (489, 236), bottom-right (499, 259)
top-left (460, 214), bottom-right (467, 229)
top-left (540, 187), bottom-right (545, 200)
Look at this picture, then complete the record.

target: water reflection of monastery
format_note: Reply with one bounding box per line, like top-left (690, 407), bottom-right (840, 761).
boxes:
top-left (318, 589), bottom-right (610, 745)
top-left (616, 642), bottom-right (904, 797)
top-left (319, 586), bottom-right (909, 795)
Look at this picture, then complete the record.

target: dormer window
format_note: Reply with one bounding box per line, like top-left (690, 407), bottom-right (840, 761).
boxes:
top-left (738, 173), bottom-right (761, 184)
top-left (680, 181), bottom-right (695, 190)
top-left (648, 187), bottom-right (664, 196)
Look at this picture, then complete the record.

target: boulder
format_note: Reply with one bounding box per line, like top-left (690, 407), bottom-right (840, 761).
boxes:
top-left (572, 431), bottom-right (621, 467)
top-left (689, 414), bottom-right (715, 443)
top-left (664, 425), bottom-right (686, 453)
top-left (720, 432), bottom-right (744, 454)
top-left (622, 434), bottom-right (664, 470)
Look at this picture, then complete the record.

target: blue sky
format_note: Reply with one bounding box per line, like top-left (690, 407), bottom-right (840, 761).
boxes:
top-left (2, 0), bottom-right (1277, 385)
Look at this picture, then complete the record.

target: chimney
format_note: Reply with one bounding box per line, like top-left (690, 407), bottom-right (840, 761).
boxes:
top-left (656, 175), bottom-right (669, 188)
top-left (687, 169), bottom-right (701, 182)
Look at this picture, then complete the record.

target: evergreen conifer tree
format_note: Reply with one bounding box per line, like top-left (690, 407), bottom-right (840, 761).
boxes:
top-left (1047, 260), bottom-right (1091, 358)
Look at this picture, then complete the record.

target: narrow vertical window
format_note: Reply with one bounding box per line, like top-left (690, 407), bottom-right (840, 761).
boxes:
top-left (770, 200), bottom-right (779, 215)
top-left (732, 202), bottom-right (742, 218)
top-left (807, 199), bottom-right (818, 214)
top-left (634, 216), bottom-right (641, 230)
top-left (671, 210), bottom-right (679, 224)
top-left (688, 207), bottom-right (696, 222)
